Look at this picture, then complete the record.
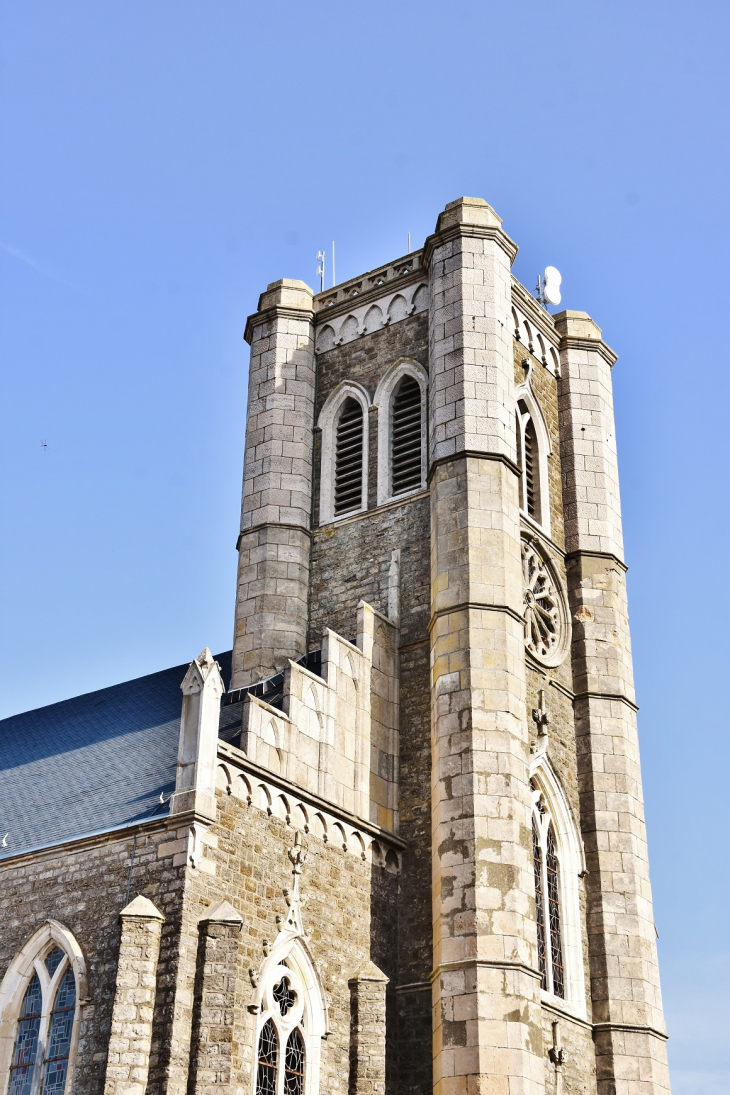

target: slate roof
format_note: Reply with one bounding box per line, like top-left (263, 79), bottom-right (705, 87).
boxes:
top-left (0, 651), bottom-right (232, 860)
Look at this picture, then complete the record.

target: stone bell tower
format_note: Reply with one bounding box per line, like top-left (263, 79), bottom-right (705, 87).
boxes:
top-left (228, 196), bottom-right (671, 1095)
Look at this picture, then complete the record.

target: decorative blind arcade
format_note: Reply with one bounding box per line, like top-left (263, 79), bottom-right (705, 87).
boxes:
top-left (391, 376), bottom-right (422, 496)
top-left (334, 397), bottom-right (364, 516)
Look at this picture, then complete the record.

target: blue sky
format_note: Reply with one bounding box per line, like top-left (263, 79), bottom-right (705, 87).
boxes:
top-left (1, 2), bottom-right (728, 1091)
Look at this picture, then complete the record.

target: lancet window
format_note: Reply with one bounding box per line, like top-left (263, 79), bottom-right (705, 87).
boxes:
top-left (334, 397), bottom-right (365, 516)
top-left (516, 400), bottom-right (543, 525)
top-left (531, 783), bottom-right (565, 998)
top-left (254, 946), bottom-right (322, 1095)
top-left (390, 374), bottom-right (423, 496)
top-left (6, 944), bottom-right (78, 1095)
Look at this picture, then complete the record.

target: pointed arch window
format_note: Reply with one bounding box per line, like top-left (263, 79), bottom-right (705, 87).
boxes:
top-left (333, 397), bottom-right (365, 517)
top-left (516, 400), bottom-right (543, 524)
top-left (6, 944), bottom-right (78, 1095)
top-left (390, 375), bottom-right (423, 496)
top-left (531, 782), bottom-right (565, 999)
top-left (254, 946), bottom-right (323, 1095)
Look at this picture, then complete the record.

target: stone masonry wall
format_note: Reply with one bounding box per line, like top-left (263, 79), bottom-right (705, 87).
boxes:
top-left (0, 821), bottom-right (187, 1095)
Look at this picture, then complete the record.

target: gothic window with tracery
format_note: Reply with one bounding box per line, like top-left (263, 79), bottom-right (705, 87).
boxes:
top-left (7, 944), bottom-right (78, 1095)
top-left (531, 782), bottom-right (565, 999)
top-left (254, 950), bottom-right (319, 1095)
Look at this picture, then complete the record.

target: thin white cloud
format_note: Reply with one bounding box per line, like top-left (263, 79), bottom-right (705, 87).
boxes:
top-left (0, 241), bottom-right (41, 270)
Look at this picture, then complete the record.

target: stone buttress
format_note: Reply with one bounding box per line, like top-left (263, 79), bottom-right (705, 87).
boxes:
top-left (425, 198), bottom-right (545, 1095)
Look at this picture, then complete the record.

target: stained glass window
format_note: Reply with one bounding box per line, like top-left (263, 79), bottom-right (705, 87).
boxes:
top-left (546, 825), bottom-right (565, 999)
top-left (44, 948), bottom-right (65, 978)
top-left (273, 977), bottom-right (297, 1017)
top-left (532, 818), bottom-right (547, 991)
top-left (532, 792), bottom-right (566, 1000)
top-left (256, 1019), bottom-right (278, 1095)
top-left (284, 1028), bottom-right (305, 1095)
top-left (9, 974), bottom-right (42, 1095)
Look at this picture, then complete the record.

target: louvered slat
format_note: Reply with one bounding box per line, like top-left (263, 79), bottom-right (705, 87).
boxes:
top-left (524, 416), bottom-right (538, 519)
top-left (334, 398), bottom-right (364, 515)
top-left (391, 377), bottom-right (422, 495)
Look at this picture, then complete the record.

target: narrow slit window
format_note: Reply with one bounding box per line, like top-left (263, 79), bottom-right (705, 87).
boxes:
top-left (531, 786), bottom-right (565, 999)
top-left (334, 397), bottom-right (364, 516)
top-left (517, 400), bottom-right (542, 524)
top-left (391, 376), bottom-right (422, 496)
top-left (532, 818), bottom-right (547, 991)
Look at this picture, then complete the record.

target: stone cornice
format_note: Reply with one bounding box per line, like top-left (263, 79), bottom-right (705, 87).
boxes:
top-left (573, 690), bottom-right (639, 713)
top-left (0, 814), bottom-right (174, 871)
top-left (244, 305), bottom-right (314, 345)
top-left (237, 521), bottom-right (312, 550)
top-left (430, 958), bottom-right (542, 983)
top-left (558, 334), bottom-right (618, 369)
top-left (428, 449), bottom-right (521, 482)
top-left (592, 1021), bottom-right (668, 1042)
top-left (217, 740), bottom-right (406, 851)
top-left (511, 278), bottom-right (559, 343)
top-left (565, 548), bottom-right (628, 573)
top-left (312, 251), bottom-right (425, 325)
top-left (423, 222), bottom-right (519, 267)
top-left (429, 601), bottom-right (525, 631)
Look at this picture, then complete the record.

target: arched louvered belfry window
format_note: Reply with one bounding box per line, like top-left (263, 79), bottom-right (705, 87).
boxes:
top-left (516, 400), bottom-right (542, 525)
top-left (390, 374), bottom-right (423, 496)
top-left (7, 945), bottom-right (78, 1095)
top-left (531, 782), bottom-right (565, 998)
top-left (334, 397), bottom-right (364, 516)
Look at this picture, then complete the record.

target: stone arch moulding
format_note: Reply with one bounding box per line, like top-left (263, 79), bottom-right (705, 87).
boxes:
top-left (314, 280), bottom-right (428, 351)
top-left (373, 358), bottom-right (428, 506)
top-left (316, 382), bottom-right (371, 525)
top-left (514, 379), bottom-right (552, 537)
top-left (0, 920), bottom-right (87, 1093)
top-left (528, 754), bottom-right (587, 1019)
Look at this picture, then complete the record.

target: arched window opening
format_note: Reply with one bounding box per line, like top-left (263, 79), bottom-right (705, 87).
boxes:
top-left (391, 375), bottom-right (422, 496)
top-left (252, 940), bottom-right (325, 1095)
top-left (7, 945), bottom-right (77, 1095)
top-left (531, 782), bottom-right (565, 999)
top-left (516, 400), bottom-right (542, 525)
top-left (284, 1028), bottom-right (305, 1095)
top-left (334, 397), bottom-right (364, 516)
top-left (257, 1018), bottom-right (278, 1095)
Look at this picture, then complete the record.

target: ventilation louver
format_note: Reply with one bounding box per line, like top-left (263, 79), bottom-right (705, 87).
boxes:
top-left (391, 376), bottom-right (422, 496)
top-left (334, 397), bottom-right (364, 515)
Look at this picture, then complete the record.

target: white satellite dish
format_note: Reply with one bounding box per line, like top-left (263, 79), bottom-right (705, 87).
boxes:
top-left (536, 266), bottom-right (562, 307)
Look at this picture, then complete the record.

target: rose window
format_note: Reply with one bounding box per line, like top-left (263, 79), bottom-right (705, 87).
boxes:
top-left (522, 540), bottom-right (567, 665)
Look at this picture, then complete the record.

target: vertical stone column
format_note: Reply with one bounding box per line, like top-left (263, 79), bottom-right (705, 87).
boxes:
top-left (424, 198), bottom-right (544, 1095)
top-left (171, 647), bottom-right (225, 822)
top-left (555, 311), bottom-right (670, 1094)
top-left (233, 278), bottom-right (316, 688)
top-left (103, 895), bottom-right (164, 1095)
top-left (188, 901), bottom-right (244, 1095)
top-left (349, 962), bottom-right (389, 1095)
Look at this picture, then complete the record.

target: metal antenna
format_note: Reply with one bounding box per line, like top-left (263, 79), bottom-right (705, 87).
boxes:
top-left (316, 251), bottom-right (325, 293)
top-left (332, 240), bottom-right (335, 287)
top-left (408, 232), bottom-right (411, 254)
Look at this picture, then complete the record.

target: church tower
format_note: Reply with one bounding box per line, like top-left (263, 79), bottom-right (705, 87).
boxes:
top-left (0, 195), bottom-right (670, 1095)
top-left (230, 196), bottom-right (671, 1095)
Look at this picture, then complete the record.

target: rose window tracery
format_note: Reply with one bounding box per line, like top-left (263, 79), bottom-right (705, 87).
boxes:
top-left (522, 540), bottom-right (567, 666)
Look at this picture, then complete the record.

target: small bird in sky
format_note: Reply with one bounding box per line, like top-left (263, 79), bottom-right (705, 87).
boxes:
top-left (41, 440), bottom-right (48, 451)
